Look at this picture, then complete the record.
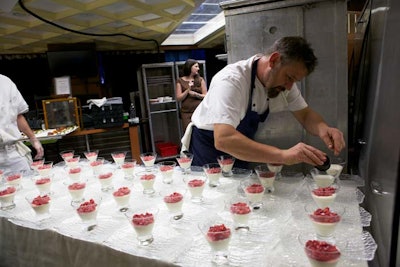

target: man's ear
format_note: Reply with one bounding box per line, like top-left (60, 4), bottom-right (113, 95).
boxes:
top-left (269, 52), bottom-right (281, 68)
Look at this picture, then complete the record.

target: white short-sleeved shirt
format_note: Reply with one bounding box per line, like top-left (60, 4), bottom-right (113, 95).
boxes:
top-left (0, 74), bottom-right (29, 141)
top-left (191, 55), bottom-right (308, 131)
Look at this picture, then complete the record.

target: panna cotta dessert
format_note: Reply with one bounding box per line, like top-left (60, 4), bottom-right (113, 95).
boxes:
top-left (31, 159), bottom-right (44, 172)
top-left (0, 186), bottom-right (16, 209)
top-left (140, 153), bottom-right (156, 170)
top-left (187, 178), bottom-right (206, 200)
top-left (177, 156), bottom-right (192, 170)
top-left (257, 171), bottom-right (276, 189)
top-left (65, 156), bottom-right (80, 168)
top-left (206, 224), bottom-right (232, 251)
top-left (98, 172), bottom-right (113, 191)
top-left (304, 240), bottom-right (341, 267)
top-left (29, 195), bottom-right (50, 215)
top-left (6, 173), bottom-right (22, 187)
top-left (311, 186), bottom-right (337, 208)
top-left (68, 182), bottom-right (86, 201)
top-left (163, 192), bottom-right (184, 213)
top-left (37, 162), bottom-right (53, 176)
top-left (203, 164), bottom-right (222, 186)
top-left (60, 151), bottom-right (74, 161)
top-left (244, 183), bottom-right (265, 203)
top-left (326, 164), bottom-right (344, 179)
top-left (84, 151), bottom-right (98, 162)
top-left (267, 163), bottom-right (283, 173)
top-left (111, 152), bottom-right (126, 167)
top-left (130, 212), bottom-right (155, 244)
top-left (121, 161), bottom-right (136, 178)
top-left (34, 177), bottom-right (52, 194)
top-left (113, 187), bottom-right (131, 207)
top-left (139, 173), bottom-right (156, 194)
top-left (308, 207), bottom-right (342, 237)
top-left (159, 161), bottom-right (175, 184)
top-left (217, 156), bottom-right (235, 176)
top-left (313, 174), bottom-right (335, 188)
top-left (230, 201), bottom-right (251, 226)
top-left (67, 167), bottom-right (82, 180)
top-left (77, 198), bottom-right (99, 222)
top-left (90, 158), bottom-right (104, 174)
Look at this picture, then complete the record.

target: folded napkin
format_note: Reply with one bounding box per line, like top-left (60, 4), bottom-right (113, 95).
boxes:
top-left (87, 97), bottom-right (107, 108)
top-left (180, 122), bottom-right (193, 153)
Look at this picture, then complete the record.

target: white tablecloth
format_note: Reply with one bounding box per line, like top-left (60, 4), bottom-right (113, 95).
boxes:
top-left (0, 161), bottom-right (375, 267)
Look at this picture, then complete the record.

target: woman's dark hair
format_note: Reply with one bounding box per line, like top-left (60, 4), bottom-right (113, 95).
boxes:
top-left (266, 36), bottom-right (318, 74)
top-left (182, 59), bottom-right (199, 77)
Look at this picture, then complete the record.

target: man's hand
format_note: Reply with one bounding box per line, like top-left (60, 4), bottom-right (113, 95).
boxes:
top-left (31, 139), bottom-right (44, 159)
top-left (320, 127), bottom-right (345, 156)
top-left (282, 142), bottom-right (327, 166)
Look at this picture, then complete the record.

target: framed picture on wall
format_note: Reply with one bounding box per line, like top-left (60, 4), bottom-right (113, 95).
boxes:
top-left (42, 97), bottom-right (80, 129)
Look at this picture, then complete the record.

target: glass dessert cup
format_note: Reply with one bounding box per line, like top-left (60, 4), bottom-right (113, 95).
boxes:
top-left (299, 234), bottom-right (344, 267)
top-left (37, 161), bottom-right (53, 177)
top-left (240, 177), bottom-right (265, 209)
top-left (305, 203), bottom-right (345, 241)
top-left (76, 197), bottom-right (102, 231)
top-left (5, 171), bottom-right (23, 190)
top-left (0, 185), bottom-right (16, 211)
top-left (113, 186), bottom-right (131, 212)
top-left (32, 174), bottom-right (53, 195)
top-left (136, 170), bottom-right (157, 196)
top-left (60, 150), bottom-right (75, 162)
top-left (31, 158), bottom-right (45, 174)
top-left (65, 166), bottom-right (82, 181)
top-left (310, 168), bottom-right (336, 188)
top-left (125, 208), bottom-right (158, 246)
top-left (90, 157), bottom-right (105, 175)
top-left (267, 163), bottom-right (283, 180)
top-left (309, 182), bottom-right (340, 208)
top-left (183, 175), bottom-right (207, 203)
top-left (121, 159), bottom-right (136, 181)
top-left (140, 152), bottom-right (157, 171)
top-left (111, 151), bottom-right (127, 168)
top-left (97, 169), bottom-right (114, 192)
top-left (203, 163), bottom-right (222, 187)
top-left (217, 155), bottom-right (235, 177)
top-left (326, 157), bottom-right (346, 179)
top-left (25, 193), bottom-right (51, 220)
top-left (83, 150), bottom-right (99, 163)
top-left (176, 152), bottom-right (193, 175)
top-left (227, 196), bottom-right (251, 231)
top-left (158, 161), bottom-right (176, 184)
top-left (65, 155), bottom-right (81, 168)
top-left (254, 164), bottom-right (276, 193)
top-left (198, 219), bottom-right (232, 265)
top-left (65, 179), bottom-right (87, 207)
top-left (160, 188), bottom-right (185, 221)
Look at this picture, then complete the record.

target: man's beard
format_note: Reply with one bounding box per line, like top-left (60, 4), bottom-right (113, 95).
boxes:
top-left (267, 86), bottom-right (286, 98)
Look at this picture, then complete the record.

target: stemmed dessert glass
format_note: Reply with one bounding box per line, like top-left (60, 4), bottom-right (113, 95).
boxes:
top-left (326, 156), bottom-right (346, 179)
top-left (96, 169), bottom-right (114, 192)
top-left (125, 207), bottom-right (158, 246)
top-left (136, 170), bottom-right (157, 196)
top-left (60, 150), bottom-right (75, 162)
top-left (240, 177), bottom-right (265, 209)
top-left (65, 179), bottom-right (87, 206)
top-left (160, 188), bottom-right (186, 221)
top-left (158, 161), bottom-right (176, 184)
top-left (198, 219), bottom-right (232, 265)
top-left (25, 193), bottom-right (51, 221)
top-left (83, 150), bottom-right (99, 163)
top-left (310, 168), bottom-right (336, 188)
top-left (32, 174), bottom-right (53, 195)
top-left (217, 155), bottom-right (235, 177)
top-left (183, 175), bottom-right (207, 203)
top-left (308, 181), bottom-right (340, 208)
top-left (90, 157), bottom-right (105, 175)
top-left (37, 161), bottom-right (53, 177)
top-left (176, 152), bottom-right (194, 175)
top-left (140, 152), bottom-right (157, 171)
top-left (121, 159), bottom-right (136, 181)
top-left (112, 186), bottom-right (131, 212)
top-left (111, 151), bottom-right (127, 168)
top-left (267, 163), bottom-right (283, 180)
top-left (203, 163), bottom-right (222, 187)
top-left (76, 196), bottom-right (102, 231)
top-left (65, 155), bottom-right (81, 168)
top-left (254, 164), bottom-right (276, 193)
top-left (0, 184), bottom-right (17, 210)
top-left (31, 158), bottom-right (45, 174)
top-left (5, 171), bottom-right (23, 190)
top-left (227, 196), bottom-right (251, 231)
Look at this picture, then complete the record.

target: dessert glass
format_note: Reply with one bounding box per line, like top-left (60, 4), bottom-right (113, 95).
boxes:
top-left (176, 152), bottom-right (194, 175)
top-left (0, 185), bottom-right (16, 210)
top-left (198, 219), bottom-right (232, 265)
top-left (76, 197), bottom-right (102, 231)
top-left (111, 151), bottom-right (127, 168)
top-left (227, 196), bottom-right (251, 231)
top-left (65, 179), bottom-right (87, 206)
top-left (66, 166), bottom-right (82, 181)
top-left (65, 155), bottom-right (81, 168)
top-left (83, 150), bottom-right (99, 163)
top-left (140, 152), bottom-right (157, 171)
top-left (121, 159), bottom-right (136, 180)
top-left (158, 161), bottom-right (176, 184)
top-left (309, 182), bottom-right (340, 208)
top-left (5, 171), bottom-right (23, 190)
top-left (90, 157), bottom-right (105, 175)
top-left (310, 168), bottom-right (336, 188)
top-left (31, 158), bottom-right (45, 174)
top-left (326, 157), bottom-right (346, 179)
top-left (240, 177), bottom-right (265, 209)
top-left (60, 150), bottom-right (75, 162)
top-left (32, 175), bottom-right (53, 195)
top-left (112, 186), bottom-right (131, 212)
top-left (97, 170), bottom-right (114, 192)
top-left (183, 175), bottom-right (207, 203)
top-left (305, 203), bottom-right (345, 241)
top-left (267, 163), bottom-right (283, 180)
top-left (136, 171), bottom-right (157, 195)
top-left (254, 164), bottom-right (276, 193)
top-left (37, 161), bottom-right (53, 177)
top-left (25, 193), bottom-right (51, 220)
top-left (299, 236), bottom-right (343, 267)
top-left (217, 155), bottom-right (235, 177)
top-left (125, 208), bottom-right (158, 246)
top-left (160, 189), bottom-right (185, 220)
top-left (203, 163), bottom-right (222, 187)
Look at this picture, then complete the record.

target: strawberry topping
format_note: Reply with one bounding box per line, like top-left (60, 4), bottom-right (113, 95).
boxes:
top-left (310, 207), bottom-right (341, 223)
top-left (142, 155), bottom-right (155, 162)
top-left (164, 192), bottom-right (183, 203)
top-left (206, 167), bottom-right (221, 174)
top-left (0, 187), bottom-right (16, 196)
top-left (69, 167), bottom-right (81, 174)
top-left (246, 183), bottom-right (264, 193)
top-left (113, 153), bottom-right (125, 158)
top-left (122, 162), bottom-right (135, 168)
top-left (32, 195), bottom-right (50, 205)
top-left (140, 174), bottom-right (155, 180)
top-left (230, 202), bottom-right (251, 214)
top-left (132, 212), bottom-right (154, 226)
top-left (178, 157), bottom-right (192, 163)
top-left (219, 158), bottom-right (234, 165)
top-left (77, 199), bottom-right (97, 213)
top-left (113, 187), bottom-right (131, 196)
top-left (35, 177), bottom-right (51, 185)
top-left (305, 240), bottom-right (340, 262)
top-left (188, 179), bottom-right (205, 187)
top-left (160, 165), bottom-right (174, 172)
top-left (99, 172), bottom-right (113, 179)
top-left (312, 186), bottom-right (336, 196)
top-left (258, 172), bottom-right (275, 178)
top-left (207, 224), bottom-right (231, 241)
top-left (68, 182), bottom-right (86, 190)
top-left (6, 174), bottom-right (21, 181)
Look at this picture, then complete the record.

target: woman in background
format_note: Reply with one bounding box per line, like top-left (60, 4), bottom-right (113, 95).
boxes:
top-left (176, 59), bottom-right (207, 132)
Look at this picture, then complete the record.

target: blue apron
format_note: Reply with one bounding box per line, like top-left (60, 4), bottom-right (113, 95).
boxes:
top-left (189, 59), bottom-right (269, 168)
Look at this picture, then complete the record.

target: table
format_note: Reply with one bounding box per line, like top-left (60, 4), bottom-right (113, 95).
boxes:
top-left (0, 162), bottom-right (375, 267)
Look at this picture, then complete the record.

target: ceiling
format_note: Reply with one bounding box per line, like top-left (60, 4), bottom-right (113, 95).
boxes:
top-left (0, 0), bottom-right (227, 55)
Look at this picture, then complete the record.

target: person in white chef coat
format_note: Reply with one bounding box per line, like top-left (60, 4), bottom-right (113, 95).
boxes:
top-left (182, 36), bottom-right (345, 168)
top-left (0, 74), bottom-right (44, 174)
